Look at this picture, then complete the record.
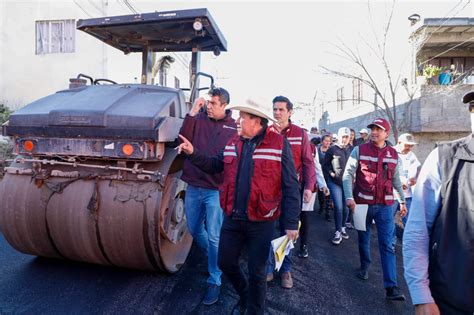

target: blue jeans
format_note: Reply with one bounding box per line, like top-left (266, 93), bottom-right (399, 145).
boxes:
top-left (185, 184), bottom-right (224, 286)
top-left (357, 204), bottom-right (398, 288)
top-left (266, 216), bottom-right (292, 274)
top-left (327, 179), bottom-right (349, 232)
top-left (391, 198), bottom-right (412, 245)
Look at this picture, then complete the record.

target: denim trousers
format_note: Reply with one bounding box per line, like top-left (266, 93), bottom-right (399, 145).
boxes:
top-left (357, 204), bottom-right (398, 288)
top-left (218, 216), bottom-right (275, 315)
top-left (391, 197), bottom-right (412, 244)
top-left (184, 184), bottom-right (223, 286)
top-left (327, 179), bottom-right (349, 232)
top-left (266, 215), bottom-right (292, 274)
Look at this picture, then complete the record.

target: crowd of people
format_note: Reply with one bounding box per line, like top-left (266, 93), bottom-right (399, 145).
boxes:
top-left (176, 87), bottom-right (474, 315)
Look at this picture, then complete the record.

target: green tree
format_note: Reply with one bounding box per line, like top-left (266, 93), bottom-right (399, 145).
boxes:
top-left (0, 104), bottom-right (13, 178)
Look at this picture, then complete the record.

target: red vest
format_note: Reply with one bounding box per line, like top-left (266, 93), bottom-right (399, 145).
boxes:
top-left (219, 129), bottom-right (284, 221)
top-left (354, 142), bottom-right (398, 205)
top-left (269, 123), bottom-right (304, 183)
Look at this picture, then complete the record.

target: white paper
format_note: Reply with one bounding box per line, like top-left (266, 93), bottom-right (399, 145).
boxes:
top-left (271, 235), bottom-right (294, 271)
top-left (302, 192), bottom-right (316, 211)
top-left (353, 204), bottom-right (369, 231)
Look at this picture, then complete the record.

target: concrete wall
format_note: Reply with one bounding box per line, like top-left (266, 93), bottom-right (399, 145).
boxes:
top-left (320, 84), bottom-right (473, 163)
top-left (319, 99), bottom-right (415, 144)
top-left (409, 84), bottom-right (473, 132)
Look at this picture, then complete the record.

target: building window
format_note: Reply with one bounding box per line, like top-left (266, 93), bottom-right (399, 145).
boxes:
top-left (174, 77), bottom-right (180, 88)
top-left (36, 20), bottom-right (75, 55)
top-left (337, 87), bottom-right (344, 111)
top-left (352, 78), bottom-right (362, 105)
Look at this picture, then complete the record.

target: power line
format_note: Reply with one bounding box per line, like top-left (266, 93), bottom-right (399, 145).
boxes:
top-left (73, 0), bottom-right (93, 17)
top-left (417, 0), bottom-right (471, 47)
top-left (87, 0), bottom-right (105, 15)
top-left (116, 0), bottom-right (129, 13)
top-left (126, 0), bottom-right (140, 13)
top-left (419, 35), bottom-right (474, 66)
top-left (122, 0), bottom-right (138, 14)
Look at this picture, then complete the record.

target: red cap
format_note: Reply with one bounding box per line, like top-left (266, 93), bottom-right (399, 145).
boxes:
top-left (367, 118), bottom-right (390, 133)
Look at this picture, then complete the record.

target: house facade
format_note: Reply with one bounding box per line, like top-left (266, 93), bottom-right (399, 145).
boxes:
top-left (319, 17), bottom-right (474, 162)
top-left (0, 1), bottom-right (192, 110)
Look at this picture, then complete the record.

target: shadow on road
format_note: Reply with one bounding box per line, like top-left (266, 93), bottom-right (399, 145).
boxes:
top-left (0, 208), bottom-right (413, 314)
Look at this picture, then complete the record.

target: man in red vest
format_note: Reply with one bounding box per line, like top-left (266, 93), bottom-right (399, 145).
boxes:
top-left (177, 97), bottom-right (301, 315)
top-left (343, 118), bottom-right (407, 301)
top-left (266, 95), bottom-right (316, 289)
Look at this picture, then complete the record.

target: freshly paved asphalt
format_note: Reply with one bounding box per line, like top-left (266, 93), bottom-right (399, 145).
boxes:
top-left (0, 204), bottom-right (414, 314)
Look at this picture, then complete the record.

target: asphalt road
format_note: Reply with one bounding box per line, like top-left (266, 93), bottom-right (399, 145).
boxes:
top-left (0, 207), bottom-right (414, 314)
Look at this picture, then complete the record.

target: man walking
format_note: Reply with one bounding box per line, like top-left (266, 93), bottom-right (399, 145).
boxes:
top-left (179, 87), bottom-right (236, 305)
top-left (392, 133), bottom-right (420, 242)
top-left (342, 118), bottom-right (407, 300)
top-left (266, 95), bottom-right (316, 289)
top-left (403, 92), bottom-right (474, 315)
top-left (354, 128), bottom-right (370, 146)
top-left (177, 97), bottom-right (301, 314)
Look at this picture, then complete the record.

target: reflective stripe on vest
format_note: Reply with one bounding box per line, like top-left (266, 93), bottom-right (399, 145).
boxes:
top-left (253, 148), bottom-right (282, 161)
top-left (358, 192), bottom-right (374, 200)
top-left (354, 143), bottom-right (398, 205)
top-left (382, 158), bottom-right (398, 164)
top-left (360, 155), bottom-right (378, 162)
top-left (253, 155), bottom-right (281, 161)
top-left (224, 145), bottom-right (237, 157)
top-left (254, 148), bottom-right (282, 154)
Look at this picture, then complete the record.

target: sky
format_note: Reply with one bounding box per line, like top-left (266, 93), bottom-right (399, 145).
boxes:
top-left (67, 0), bottom-right (474, 126)
top-left (129, 1), bottom-right (472, 113)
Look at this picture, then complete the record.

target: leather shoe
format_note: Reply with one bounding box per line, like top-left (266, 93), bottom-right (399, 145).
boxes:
top-left (266, 272), bottom-right (274, 282)
top-left (357, 269), bottom-right (369, 280)
top-left (386, 286), bottom-right (406, 301)
top-left (281, 271), bottom-right (293, 289)
top-left (202, 284), bottom-right (220, 305)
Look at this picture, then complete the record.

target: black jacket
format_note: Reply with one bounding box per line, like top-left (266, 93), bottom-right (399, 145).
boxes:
top-left (322, 144), bottom-right (353, 186)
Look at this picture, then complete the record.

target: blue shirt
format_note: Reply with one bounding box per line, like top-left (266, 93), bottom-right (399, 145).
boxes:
top-left (402, 148), bottom-right (442, 305)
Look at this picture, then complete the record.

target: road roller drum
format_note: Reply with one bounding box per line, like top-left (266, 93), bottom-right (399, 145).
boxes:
top-left (0, 9), bottom-right (227, 272)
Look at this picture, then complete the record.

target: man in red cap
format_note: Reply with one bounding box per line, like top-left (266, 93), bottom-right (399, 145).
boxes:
top-left (342, 117), bottom-right (407, 301)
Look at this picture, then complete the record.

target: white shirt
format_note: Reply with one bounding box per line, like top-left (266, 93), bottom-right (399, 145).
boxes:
top-left (397, 150), bottom-right (421, 198)
top-left (403, 148), bottom-right (441, 305)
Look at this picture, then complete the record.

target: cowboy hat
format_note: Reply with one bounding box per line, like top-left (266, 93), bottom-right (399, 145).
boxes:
top-left (225, 97), bottom-right (277, 122)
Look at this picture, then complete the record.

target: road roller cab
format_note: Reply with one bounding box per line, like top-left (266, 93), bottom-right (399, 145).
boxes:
top-left (0, 9), bottom-right (227, 273)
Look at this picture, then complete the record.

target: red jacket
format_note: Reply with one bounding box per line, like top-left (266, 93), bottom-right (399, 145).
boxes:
top-left (179, 110), bottom-right (237, 189)
top-left (269, 122), bottom-right (316, 191)
top-left (220, 129), bottom-right (284, 221)
top-left (354, 142), bottom-right (398, 205)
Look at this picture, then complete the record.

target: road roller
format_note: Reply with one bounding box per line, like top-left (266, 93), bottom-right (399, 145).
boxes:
top-left (0, 9), bottom-right (227, 273)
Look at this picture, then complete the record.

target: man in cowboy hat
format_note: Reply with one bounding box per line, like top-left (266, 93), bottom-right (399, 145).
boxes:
top-left (177, 97), bottom-right (301, 315)
top-left (403, 92), bottom-right (474, 315)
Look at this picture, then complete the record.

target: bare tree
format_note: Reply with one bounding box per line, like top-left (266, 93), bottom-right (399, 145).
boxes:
top-left (320, 1), bottom-right (417, 141)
